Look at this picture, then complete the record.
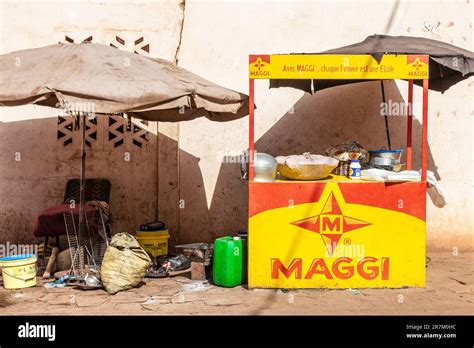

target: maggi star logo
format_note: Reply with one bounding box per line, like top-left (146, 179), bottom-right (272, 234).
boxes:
top-left (409, 58), bottom-right (425, 70)
top-left (290, 189), bottom-right (371, 256)
top-left (254, 57), bottom-right (266, 71)
top-left (249, 55), bottom-right (270, 77)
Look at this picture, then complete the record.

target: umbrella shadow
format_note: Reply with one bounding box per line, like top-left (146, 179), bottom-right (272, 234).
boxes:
top-left (205, 80), bottom-right (440, 244)
top-left (199, 80), bottom-right (439, 313)
top-left (177, 151), bottom-right (248, 245)
top-left (0, 81), bottom-right (439, 250)
top-left (0, 116), bottom-right (198, 247)
top-left (0, 115), bottom-right (217, 248)
top-left (256, 80), bottom-right (438, 175)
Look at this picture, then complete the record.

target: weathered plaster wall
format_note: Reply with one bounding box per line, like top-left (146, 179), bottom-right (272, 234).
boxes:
top-left (0, 0), bottom-right (472, 251)
top-left (0, 0), bottom-right (184, 243)
top-left (176, 0), bottom-right (473, 251)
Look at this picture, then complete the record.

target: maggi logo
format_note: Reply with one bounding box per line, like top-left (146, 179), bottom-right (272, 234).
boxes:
top-left (321, 215), bottom-right (341, 232)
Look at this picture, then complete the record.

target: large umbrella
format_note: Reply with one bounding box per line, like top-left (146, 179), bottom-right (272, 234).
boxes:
top-left (0, 42), bottom-right (249, 271)
top-left (0, 42), bottom-right (249, 121)
top-left (270, 34), bottom-right (474, 93)
top-left (269, 35), bottom-right (474, 148)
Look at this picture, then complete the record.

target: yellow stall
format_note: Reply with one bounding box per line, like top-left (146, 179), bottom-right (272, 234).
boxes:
top-left (248, 54), bottom-right (429, 288)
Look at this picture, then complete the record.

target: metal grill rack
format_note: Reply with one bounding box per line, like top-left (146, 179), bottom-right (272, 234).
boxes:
top-left (63, 208), bottom-right (110, 275)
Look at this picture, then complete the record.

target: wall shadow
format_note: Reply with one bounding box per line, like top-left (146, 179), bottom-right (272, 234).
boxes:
top-left (0, 80), bottom-right (440, 247)
top-left (0, 116), bottom-right (165, 246)
top-left (256, 80), bottom-right (439, 177)
top-left (202, 80), bottom-right (440, 243)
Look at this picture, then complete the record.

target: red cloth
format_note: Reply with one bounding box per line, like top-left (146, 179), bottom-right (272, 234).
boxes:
top-left (33, 204), bottom-right (97, 237)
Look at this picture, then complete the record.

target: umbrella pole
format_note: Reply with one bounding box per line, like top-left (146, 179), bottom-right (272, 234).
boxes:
top-left (78, 113), bottom-right (87, 273)
top-left (380, 80), bottom-right (391, 150)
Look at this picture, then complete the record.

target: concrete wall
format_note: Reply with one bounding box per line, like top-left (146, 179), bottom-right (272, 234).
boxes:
top-left (0, 0), bottom-right (185, 243)
top-left (176, 0), bottom-right (473, 251)
top-left (0, 0), bottom-right (472, 251)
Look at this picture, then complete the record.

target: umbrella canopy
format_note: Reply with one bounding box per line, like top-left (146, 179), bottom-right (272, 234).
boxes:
top-left (0, 42), bottom-right (249, 121)
top-left (270, 34), bottom-right (474, 93)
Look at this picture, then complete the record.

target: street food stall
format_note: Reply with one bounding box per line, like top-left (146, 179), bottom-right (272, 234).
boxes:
top-left (247, 53), bottom-right (430, 288)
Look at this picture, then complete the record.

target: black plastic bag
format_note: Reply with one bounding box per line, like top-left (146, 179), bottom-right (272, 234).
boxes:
top-left (168, 254), bottom-right (191, 272)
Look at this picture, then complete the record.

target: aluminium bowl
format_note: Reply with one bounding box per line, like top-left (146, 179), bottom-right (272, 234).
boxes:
top-left (369, 150), bottom-right (403, 162)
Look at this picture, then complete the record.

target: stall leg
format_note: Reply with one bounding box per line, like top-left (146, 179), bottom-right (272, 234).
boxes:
top-left (421, 79), bottom-right (429, 181)
top-left (407, 80), bottom-right (413, 170)
top-left (249, 78), bottom-right (255, 183)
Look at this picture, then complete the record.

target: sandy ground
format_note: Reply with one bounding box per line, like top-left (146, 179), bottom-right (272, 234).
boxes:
top-left (0, 251), bottom-right (472, 315)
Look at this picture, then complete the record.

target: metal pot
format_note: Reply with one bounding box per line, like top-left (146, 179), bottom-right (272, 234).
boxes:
top-left (253, 153), bottom-right (277, 182)
top-left (370, 157), bottom-right (399, 166)
top-left (369, 150), bottom-right (403, 162)
top-left (240, 151), bottom-right (277, 182)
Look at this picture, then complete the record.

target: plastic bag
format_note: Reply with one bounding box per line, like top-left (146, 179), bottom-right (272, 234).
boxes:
top-left (360, 169), bottom-right (446, 208)
top-left (426, 171), bottom-right (447, 208)
top-left (168, 254), bottom-right (191, 272)
top-left (325, 141), bottom-right (369, 162)
top-left (139, 221), bottom-right (166, 231)
top-left (101, 233), bottom-right (152, 294)
top-left (44, 275), bottom-right (81, 288)
top-left (146, 254), bottom-right (190, 278)
top-left (276, 153), bottom-right (339, 180)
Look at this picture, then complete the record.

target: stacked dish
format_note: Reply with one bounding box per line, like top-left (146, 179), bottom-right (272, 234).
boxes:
top-left (368, 150), bottom-right (404, 172)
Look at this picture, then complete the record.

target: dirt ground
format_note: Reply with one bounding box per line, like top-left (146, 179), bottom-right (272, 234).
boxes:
top-left (0, 251), bottom-right (472, 315)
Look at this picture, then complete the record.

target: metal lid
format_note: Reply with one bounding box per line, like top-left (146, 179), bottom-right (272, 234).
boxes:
top-left (369, 150), bottom-right (402, 153)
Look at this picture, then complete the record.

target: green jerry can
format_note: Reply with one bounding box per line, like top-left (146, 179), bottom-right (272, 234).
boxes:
top-left (213, 236), bottom-right (247, 287)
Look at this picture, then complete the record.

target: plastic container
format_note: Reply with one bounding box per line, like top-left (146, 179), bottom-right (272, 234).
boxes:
top-left (136, 230), bottom-right (170, 257)
top-left (213, 236), bottom-right (247, 287)
top-left (349, 159), bottom-right (361, 179)
top-left (0, 254), bottom-right (37, 289)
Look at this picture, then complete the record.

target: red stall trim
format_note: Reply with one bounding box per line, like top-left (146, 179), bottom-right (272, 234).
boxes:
top-left (249, 78), bottom-right (255, 183)
top-left (407, 80), bottom-right (413, 170)
top-left (422, 79), bottom-right (429, 181)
